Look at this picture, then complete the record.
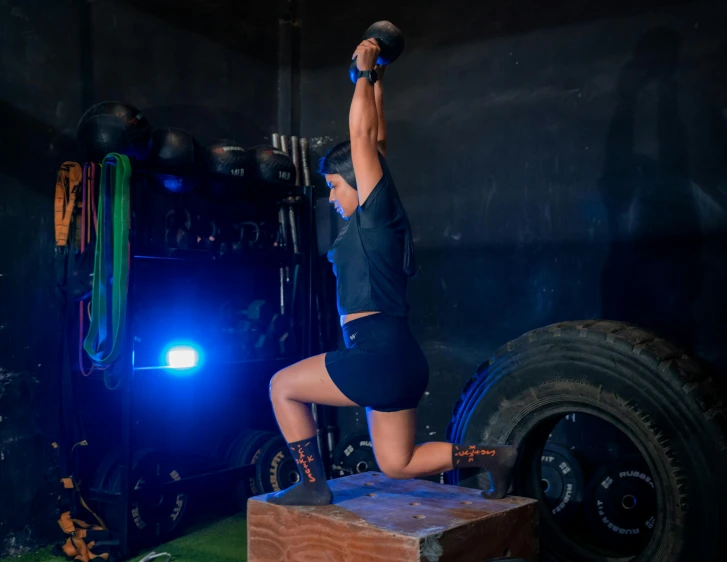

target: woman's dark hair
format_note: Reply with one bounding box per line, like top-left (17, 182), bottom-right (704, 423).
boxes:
top-left (319, 140), bottom-right (416, 277)
top-left (318, 140), bottom-right (358, 189)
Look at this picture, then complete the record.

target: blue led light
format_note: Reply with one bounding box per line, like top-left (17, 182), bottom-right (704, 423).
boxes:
top-left (165, 345), bottom-right (200, 369)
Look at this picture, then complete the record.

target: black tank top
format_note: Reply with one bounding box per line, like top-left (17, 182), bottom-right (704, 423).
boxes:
top-left (327, 162), bottom-right (409, 317)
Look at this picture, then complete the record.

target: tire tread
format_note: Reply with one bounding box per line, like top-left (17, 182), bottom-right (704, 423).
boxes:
top-left (454, 320), bottom-right (727, 447)
top-left (448, 319), bottom-right (727, 562)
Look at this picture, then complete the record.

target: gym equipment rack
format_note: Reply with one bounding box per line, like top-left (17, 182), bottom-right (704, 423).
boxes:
top-left (77, 161), bottom-right (319, 559)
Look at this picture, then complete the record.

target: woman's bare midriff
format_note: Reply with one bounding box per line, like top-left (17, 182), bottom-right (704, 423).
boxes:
top-left (341, 311), bottom-right (380, 326)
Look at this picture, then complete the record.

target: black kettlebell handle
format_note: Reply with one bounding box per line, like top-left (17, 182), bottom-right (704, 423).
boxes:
top-left (349, 38), bottom-right (385, 84)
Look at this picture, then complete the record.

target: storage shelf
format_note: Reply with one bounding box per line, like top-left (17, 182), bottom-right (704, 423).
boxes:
top-left (76, 173), bottom-right (317, 560)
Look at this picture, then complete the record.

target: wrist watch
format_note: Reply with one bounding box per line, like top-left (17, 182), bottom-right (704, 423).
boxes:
top-left (354, 68), bottom-right (378, 85)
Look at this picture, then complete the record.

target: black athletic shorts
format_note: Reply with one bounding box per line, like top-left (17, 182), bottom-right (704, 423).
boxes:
top-left (325, 313), bottom-right (429, 412)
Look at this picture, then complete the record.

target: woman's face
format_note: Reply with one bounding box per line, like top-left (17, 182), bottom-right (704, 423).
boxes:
top-left (326, 174), bottom-right (358, 219)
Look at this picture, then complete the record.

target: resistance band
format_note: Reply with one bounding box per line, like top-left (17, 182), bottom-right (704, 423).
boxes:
top-left (79, 163), bottom-right (101, 377)
top-left (83, 154), bottom-right (132, 368)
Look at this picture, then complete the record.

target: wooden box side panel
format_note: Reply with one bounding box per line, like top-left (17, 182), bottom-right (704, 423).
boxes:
top-left (247, 500), bottom-right (421, 562)
top-left (436, 502), bottom-right (539, 562)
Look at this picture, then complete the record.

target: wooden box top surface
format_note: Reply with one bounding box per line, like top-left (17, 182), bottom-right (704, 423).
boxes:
top-left (248, 472), bottom-right (537, 538)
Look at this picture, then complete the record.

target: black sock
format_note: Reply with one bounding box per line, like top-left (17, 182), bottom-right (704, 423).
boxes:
top-left (452, 444), bottom-right (518, 500)
top-left (267, 437), bottom-right (332, 506)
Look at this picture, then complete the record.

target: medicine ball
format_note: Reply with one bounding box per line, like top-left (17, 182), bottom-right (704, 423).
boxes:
top-left (203, 140), bottom-right (248, 199)
top-left (249, 145), bottom-right (296, 186)
top-left (146, 127), bottom-right (201, 194)
top-left (206, 140), bottom-right (248, 178)
top-left (76, 101), bottom-right (151, 162)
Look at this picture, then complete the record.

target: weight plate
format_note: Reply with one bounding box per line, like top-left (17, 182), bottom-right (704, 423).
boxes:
top-left (102, 449), bottom-right (188, 544)
top-left (93, 447), bottom-right (123, 495)
top-left (331, 430), bottom-right (379, 478)
top-left (239, 431), bottom-right (278, 469)
top-left (584, 457), bottom-right (656, 554)
top-left (540, 442), bottom-right (584, 525)
top-left (226, 429), bottom-right (264, 466)
top-left (228, 430), bottom-right (276, 508)
top-left (213, 428), bottom-right (244, 463)
top-left (243, 440), bottom-right (268, 498)
top-left (255, 435), bottom-right (301, 494)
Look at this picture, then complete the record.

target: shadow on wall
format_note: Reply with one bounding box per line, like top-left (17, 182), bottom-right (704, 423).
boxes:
top-left (296, 0), bottom-right (691, 70)
top-left (118, 0), bottom-right (278, 65)
top-left (141, 103), bottom-right (269, 145)
top-left (0, 101), bottom-right (67, 556)
top-left (0, 99), bottom-right (75, 437)
top-left (599, 27), bottom-right (704, 352)
top-left (0, 101), bottom-right (82, 195)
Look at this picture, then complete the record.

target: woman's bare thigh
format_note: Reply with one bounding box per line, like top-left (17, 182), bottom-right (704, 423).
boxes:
top-left (366, 408), bottom-right (417, 465)
top-left (271, 353), bottom-right (360, 407)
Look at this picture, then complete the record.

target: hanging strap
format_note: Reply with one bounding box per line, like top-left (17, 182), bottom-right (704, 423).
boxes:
top-left (83, 154), bottom-right (132, 367)
top-left (89, 163), bottom-right (99, 236)
top-left (54, 162), bottom-right (83, 248)
top-left (83, 163), bottom-right (98, 246)
top-left (79, 163), bottom-right (102, 377)
top-left (81, 164), bottom-right (88, 250)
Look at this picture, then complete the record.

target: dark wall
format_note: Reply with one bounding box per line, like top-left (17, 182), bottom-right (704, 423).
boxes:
top-left (2, 0), bottom-right (726, 554)
top-left (300, 1), bottom-right (727, 443)
top-left (0, 0), bottom-right (279, 555)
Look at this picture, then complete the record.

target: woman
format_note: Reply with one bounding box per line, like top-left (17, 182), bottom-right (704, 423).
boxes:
top-left (267, 39), bottom-right (517, 506)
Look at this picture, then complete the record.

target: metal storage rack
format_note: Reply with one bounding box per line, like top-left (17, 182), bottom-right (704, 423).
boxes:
top-left (82, 165), bottom-right (317, 559)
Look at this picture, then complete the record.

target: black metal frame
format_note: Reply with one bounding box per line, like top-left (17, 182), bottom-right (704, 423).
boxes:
top-left (83, 167), bottom-right (317, 559)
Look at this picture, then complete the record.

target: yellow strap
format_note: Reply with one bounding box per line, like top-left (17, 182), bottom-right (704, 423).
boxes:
top-left (60, 525), bottom-right (109, 561)
top-left (54, 162), bottom-right (83, 247)
top-left (58, 511), bottom-right (75, 534)
top-left (72, 518), bottom-right (91, 529)
top-left (70, 535), bottom-right (90, 562)
top-left (62, 537), bottom-right (79, 558)
top-left (58, 476), bottom-right (109, 531)
top-left (79, 493), bottom-right (108, 530)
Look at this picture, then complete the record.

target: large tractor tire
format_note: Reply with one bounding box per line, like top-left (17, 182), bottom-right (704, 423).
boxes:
top-left (446, 320), bottom-right (727, 562)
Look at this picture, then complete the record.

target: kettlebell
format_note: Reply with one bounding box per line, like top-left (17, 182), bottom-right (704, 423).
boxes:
top-left (349, 21), bottom-right (405, 83)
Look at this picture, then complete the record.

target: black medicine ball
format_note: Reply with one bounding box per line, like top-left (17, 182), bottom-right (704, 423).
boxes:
top-left (203, 140), bottom-right (248, 199)
top-left (147, 128), bottom-right (201, 194)
top-left (76, 101), bottom-right (151, 162)
top-left (249, 145), bottom-right (296, 186)
top-left (205, 140), bottom-right (248, 178)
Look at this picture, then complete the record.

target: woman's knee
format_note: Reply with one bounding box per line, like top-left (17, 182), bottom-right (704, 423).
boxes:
top-left (375, 455), bottom-right (413, 480)
top-left (269, 369), bottom-right (290, 403)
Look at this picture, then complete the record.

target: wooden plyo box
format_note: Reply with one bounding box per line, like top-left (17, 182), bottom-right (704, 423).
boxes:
top-left (247, 472), bottom-right (538, 562)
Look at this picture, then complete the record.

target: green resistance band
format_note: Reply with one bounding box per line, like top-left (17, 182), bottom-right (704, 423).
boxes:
top-left (83, 153), bottom-right (132, 367)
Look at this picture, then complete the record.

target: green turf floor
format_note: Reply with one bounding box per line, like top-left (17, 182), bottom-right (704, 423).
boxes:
top-left (6, 514), bottom-right (247, 562)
